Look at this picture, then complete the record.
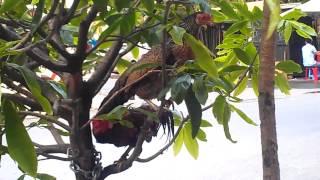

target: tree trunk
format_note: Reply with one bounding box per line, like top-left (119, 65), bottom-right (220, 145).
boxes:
top-left (67, 72), bottom-right (96, 180)
top-left (258, 1), bottom-right (281, 180)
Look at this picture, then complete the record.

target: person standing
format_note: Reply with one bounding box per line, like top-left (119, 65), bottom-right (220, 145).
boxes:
top-left (302, 39), bottom-right (318, 66)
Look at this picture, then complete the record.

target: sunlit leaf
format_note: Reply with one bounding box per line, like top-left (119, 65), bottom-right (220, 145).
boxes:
top-left (212, 95), bottom-right (226, 124)
top-left (131, 47), bottom-right (139, 59)
top-left (173, 128), bottom-right (184, 156)
top-left (225, 21), bottom-right (248, 36)
top-left (233, 76), bottom-right (248, 96)
top-left (276, 60), bottom-right (302, 73)
top-left (222, 102), bottom-right (236, 143)
top-left (283, 22), bottom-right (292, 44)
top-left (281, 8), bottom-right (306, 20)
top-left (184, 33), bottom-right (218, 79)
top-left (3, 101), bottom-right (37, 177)
top-left (275, 71), bottom-right (290, 95)
top-left (200, 120), bottom-right (212, 127)
top-left (233, 48), bottom-right (252, 65)
top-left (183, 123), bottom-right (199, 159)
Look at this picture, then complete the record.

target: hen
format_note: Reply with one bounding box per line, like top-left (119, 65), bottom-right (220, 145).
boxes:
top-left (92, 12), bottom-right (213, 147)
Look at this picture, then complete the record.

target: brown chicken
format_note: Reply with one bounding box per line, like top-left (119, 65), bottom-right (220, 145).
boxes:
top-left (92, 12), bottom-right (213, 146)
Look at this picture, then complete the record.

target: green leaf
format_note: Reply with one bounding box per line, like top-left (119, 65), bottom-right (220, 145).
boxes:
top-left (7, 63), bottom-right (52, 115)
top-left (116, 59), bottom-right (131, 74)
top-left (251, 70), bottom-right (259, 96)
top-left (173, 128), bottom-right (184, 156)
top-left (225, 21), bottom-right (248, 36)
top-left (200, 120), bottom-right (212, 127)
top-left (233, 76), bottom-right (248, 96)
top-left (196, 128), bottom-right (207, 142)
top-left (37, 173), bottom-right (56, 180)
top-left (192, 76), bottom-right (208, 105)
top-left (31, 0), bottom-right (45, 32)
top-left (169, 26), bottom-right (186, 46)
top-left (120, 12), bottom-right (136, 35)
top-left (230, 104), bottom-right (257, 126)
top-left (276, 60), bottom-right (302, 73)
top-left (183, 123), bottom-right (199, 159)
top-left (222, 102), bottom-right (236, 143)
top-left (3, 101), bottom-right (37, 177)
top-left (275, 71), bottom-right (290, 95)
top-left (265, 0), bottom-right (280, 39)
top-left (283, 22), bottom-right (292, 44)
top-left (184, 87), bottom-right (202, 138)
top-left (48, 81), bottom-right (67, 98)
top-left (184, 33), bottom-right (218, 79)
top-left (112, 0), bottom-right (131, 11)
top-left (221, 65), bottom-right (247, 73)
top-left (212, 95), bottom-right (226, 124)
top-left (219, 0), bottom-right (239, 20)
top-left (0, 0), bottom-right (24, 14)
top-left (131, 47), bottom-right (139, 59)
top-left (233, 48), bottom-right (252, 65)
top-left (96, 105), bottom-right (127, 120)
top-left (98, 15), bottom-right (122, 41)
top-left (141, 0), bottom-right (154, 12)
top-left (171, 74), bottom-right (192, 104)
top-left (289, 20), bottom-right (317, 37)
top-left (281, 9), bottom-right (306, 20)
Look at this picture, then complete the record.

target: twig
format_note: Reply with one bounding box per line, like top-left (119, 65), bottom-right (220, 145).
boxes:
top-left (19, 111), bottom-right (71, 131)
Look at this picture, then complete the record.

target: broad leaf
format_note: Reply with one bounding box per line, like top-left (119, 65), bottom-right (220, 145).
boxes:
top-left (184, 33), bottom-right (218, 79)
top-left (131, 47), bottom-right (139, 59)
top-left (221, 102), bottom-right (236, 143)
top-left (196, 128), bottom-right (207, 142)
top-left (212, 95), bottom-right (226, 124)
top-left (141, 0), bottom-right (154, 13)
top-left (183, 124), bottom-right (199, 159)
top-left (233, 76), bottom-right (248, 96)
top-left (3, 101), bottom-right (37, 177)
top-left (283, 22), bottom-right (293, 44)
top-left (7, 63), bottom-right (52, 115)
top-left (192, 76), bottom-right (208, 105)
top-left (225, 21), bottom-right (248, 36)
top-left (200, 120), bottom-right (212, 127)
top-left (169, 26), bottom-right (186, 45)
top-left (184, 87), bottom-right (202, 138)
top-left (0, 0), bottom-right (24, 14)
top-left (281, 9), bottom-right (306, 20)
top-left (276, 60), bottom-right (302, 73)
top-left (37, 173), bottom-right (56, 180)
top-left (171, 74), bottom-right (192, 104)
top-left (233, 48), bottom-right (252, 65)
top-left (173, 128), bottom-right (184, 156)
top-left (275, 71), bottom-right (290, 95)
top-left (230, 104), bottom-right (257, 126)
top-left (219, 0), bottom-right (239, 20)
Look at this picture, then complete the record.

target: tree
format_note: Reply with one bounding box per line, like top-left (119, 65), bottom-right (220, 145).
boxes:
top-left (0, 0), bottom-right (312, 180)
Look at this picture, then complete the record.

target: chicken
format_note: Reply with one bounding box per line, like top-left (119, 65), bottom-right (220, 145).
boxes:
top-left (92, 105), bottom-right (172, 147)
top-left (96, 12), bottom-right (213, 116)
top-left (92, 12), bottom-right (213, 146)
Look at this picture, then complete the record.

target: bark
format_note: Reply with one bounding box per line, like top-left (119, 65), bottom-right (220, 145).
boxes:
top-left (258, 1), bottom-right (281, 180)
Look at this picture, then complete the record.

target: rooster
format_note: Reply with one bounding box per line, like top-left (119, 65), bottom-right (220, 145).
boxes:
top-left (92, 12), bottom-right (213, 147)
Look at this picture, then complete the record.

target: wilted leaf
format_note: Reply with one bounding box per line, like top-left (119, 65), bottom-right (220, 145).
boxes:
top-left (3, 100), bottom-right (37, 177)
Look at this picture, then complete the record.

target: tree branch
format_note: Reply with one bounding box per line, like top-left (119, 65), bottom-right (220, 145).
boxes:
top-left (19, 111), bottom-right (71, 131)
top-left (75, 5), bottom-right (98, 59)
top-left (0, 25), bottom-right (69, 72)
top-left (35, 143), bottom-right (70, 154)
top-left (86, 40), bottom-right (124, 97)
top-left (2, 93), bottom-right (42, 111)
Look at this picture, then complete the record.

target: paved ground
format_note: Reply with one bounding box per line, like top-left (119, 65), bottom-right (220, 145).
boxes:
top-left (1, 79), bottom-right (320, 180)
